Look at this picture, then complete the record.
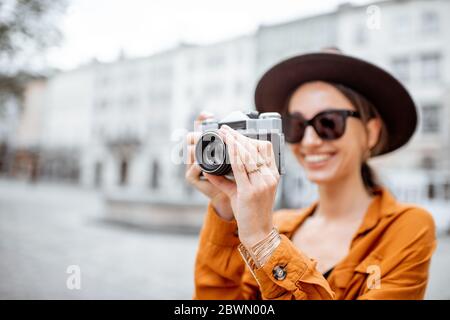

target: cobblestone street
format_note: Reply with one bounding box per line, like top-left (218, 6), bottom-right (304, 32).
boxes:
top-left (0, 179), bottom-right (449, 299)
top-left (0, 179), bottom-right (198, 299)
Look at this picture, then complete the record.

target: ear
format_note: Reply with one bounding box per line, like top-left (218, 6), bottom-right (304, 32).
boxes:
top-left (366, 118), bottom-right (382, 150)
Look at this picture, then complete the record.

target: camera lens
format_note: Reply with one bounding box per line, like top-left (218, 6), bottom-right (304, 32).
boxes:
top-left (195, 132), bottom-right (231, 176)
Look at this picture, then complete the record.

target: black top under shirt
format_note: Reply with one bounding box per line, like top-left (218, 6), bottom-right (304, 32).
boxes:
top-left (323, 267), bottom-right (334, 279)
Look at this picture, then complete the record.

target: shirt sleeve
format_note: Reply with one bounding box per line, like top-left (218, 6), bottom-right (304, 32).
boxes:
top-left (194, 205), bottom-right (336, 300)
top-left (251, 234), bottom-right (335, 300)
top-left (193, 202), bottom-right (260, 300)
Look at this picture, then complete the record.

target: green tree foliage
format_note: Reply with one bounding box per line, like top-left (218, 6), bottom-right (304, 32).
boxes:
top-left (0, 0), bottom-right (67, 98)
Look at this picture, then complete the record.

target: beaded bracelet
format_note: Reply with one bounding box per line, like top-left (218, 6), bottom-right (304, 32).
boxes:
top-left (237, 227), bottom-right (281, 270)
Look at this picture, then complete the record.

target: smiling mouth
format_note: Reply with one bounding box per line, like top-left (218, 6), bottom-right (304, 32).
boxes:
top-left (302, 153), bottom-right (336, 164)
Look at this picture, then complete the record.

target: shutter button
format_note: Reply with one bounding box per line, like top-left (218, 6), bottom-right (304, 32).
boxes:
top-left (272, 265), bottom-right (287, 280)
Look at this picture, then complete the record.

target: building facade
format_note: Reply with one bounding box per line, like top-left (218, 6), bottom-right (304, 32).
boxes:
top-left (15, 0), bottom-right (450, 208)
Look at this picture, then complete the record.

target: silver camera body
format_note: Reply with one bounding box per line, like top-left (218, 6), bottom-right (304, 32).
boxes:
top-left (195, 111), bottom-right (285, 176)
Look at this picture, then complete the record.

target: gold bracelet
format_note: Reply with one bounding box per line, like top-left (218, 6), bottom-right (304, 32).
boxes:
top-left (238, 227), bottom-right (281, 269)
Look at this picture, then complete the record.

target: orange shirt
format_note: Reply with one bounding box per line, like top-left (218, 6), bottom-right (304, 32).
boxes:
top-left (193, 187), bottom-right (437, 300)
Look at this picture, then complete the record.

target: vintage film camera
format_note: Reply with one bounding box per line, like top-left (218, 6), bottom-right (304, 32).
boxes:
top-left (194, 111), bottom-right (285, 177)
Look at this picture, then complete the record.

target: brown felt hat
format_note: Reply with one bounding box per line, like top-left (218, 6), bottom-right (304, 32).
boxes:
top-left (254, 51), bottom-right (418, 156)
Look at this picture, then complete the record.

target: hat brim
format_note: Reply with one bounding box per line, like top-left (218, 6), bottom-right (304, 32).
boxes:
top-left (254, 52), bottom-right (417, 156)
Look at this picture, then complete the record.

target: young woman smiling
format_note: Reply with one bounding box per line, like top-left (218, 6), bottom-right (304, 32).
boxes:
top-left (186, 51), bottom-right (436, 300)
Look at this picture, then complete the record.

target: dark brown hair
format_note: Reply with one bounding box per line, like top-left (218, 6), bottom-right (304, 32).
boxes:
top-left (329, 83), bottom-right (388, 194)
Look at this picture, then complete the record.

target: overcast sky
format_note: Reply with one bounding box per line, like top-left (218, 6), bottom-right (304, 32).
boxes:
top-left (46, 0), bottom-right (373, 70)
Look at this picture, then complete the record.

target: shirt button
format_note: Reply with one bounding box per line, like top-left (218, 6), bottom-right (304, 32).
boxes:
top-left (272, 265), bottom-right (287, 280)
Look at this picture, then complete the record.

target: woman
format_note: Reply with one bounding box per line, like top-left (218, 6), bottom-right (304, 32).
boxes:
top-left (185, 51), bottom-right (437, 300)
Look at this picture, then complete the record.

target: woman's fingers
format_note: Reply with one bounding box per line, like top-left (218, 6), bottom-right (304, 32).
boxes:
top-left (185, 162), bottom-right (202, 183)
top-left (204, 173), bottom-right (236, 197)
top-left (185, 144), bottom-right (195, 165)
top-left (220, 125), bottom-right (259, 170)
top-left (221, 125), bottom-right (278, 183)
top-left (218, 130), bottom-right (250, 188)
top-left (230, 136), bottom-right (267, 186)
top-left (194, 111), bottom-right (214, 131)
top-left (197, 111), bottom-right (214, 121)
top-left (257, 140), bottom-right (280, 180)
top-left (185, 163), bottom-right (219, 196)
top-left (186, 132), bottom-right (201, 146)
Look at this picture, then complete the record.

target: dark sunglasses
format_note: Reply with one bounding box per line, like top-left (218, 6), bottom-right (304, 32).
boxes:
top-left (283, 109), bottom-right (361, 143)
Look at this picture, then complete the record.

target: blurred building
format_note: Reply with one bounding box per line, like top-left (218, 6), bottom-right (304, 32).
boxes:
top-left (337, 0), bottom-right (450, 205)
top-left (84, 52), bottom-right (175, 197)
top-left (13, 0), bottom-right (450, 214)
top-left (11, 77), bottom-right (47, 181)
top-left (0, 94), bottom-right (21, 175)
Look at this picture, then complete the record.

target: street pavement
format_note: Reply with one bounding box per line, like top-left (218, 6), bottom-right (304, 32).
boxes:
top-left (0, 179), bottom-right (449, 299)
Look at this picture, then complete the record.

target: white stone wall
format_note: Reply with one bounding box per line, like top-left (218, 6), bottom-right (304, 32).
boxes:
top-left (15, 79), bottom-right (47, 148)
top-left (256, 12), bottom-right (338, 78)
top-left (41, 66), bottom-right (96, 150)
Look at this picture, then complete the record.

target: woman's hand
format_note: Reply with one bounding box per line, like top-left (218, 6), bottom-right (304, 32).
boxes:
top-left (205, 125), bottom-right (280, 248)
top-left (185, 112), bottom-right (233, 221)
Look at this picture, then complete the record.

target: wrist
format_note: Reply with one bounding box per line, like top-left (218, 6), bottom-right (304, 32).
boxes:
top-left (211, 194), bottom-right (233, 221)
top-left (239, 224), bottom-right (273, 249)
top-left (239, 221), bottom-right (273, 249)
top-left (238, 227), bottom-right (281, 269)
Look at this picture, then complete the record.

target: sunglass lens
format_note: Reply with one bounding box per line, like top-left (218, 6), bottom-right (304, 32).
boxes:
top-left (313, 112), bottom-right (346, 140)
top-left (283, 115), bottom-right (306, 143)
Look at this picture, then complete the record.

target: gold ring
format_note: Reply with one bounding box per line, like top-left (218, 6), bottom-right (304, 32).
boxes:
top-left (247, 167), bottom-right (260, 174)
top-left (256, 160), bottom-right (266, 168)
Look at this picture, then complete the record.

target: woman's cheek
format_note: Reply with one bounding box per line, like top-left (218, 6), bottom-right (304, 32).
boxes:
top-left (334, 142), bottom-right (363, 179)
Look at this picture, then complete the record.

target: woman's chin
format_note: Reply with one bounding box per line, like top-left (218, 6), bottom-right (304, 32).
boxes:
top-left (305, 168), bottom-right (338, 185)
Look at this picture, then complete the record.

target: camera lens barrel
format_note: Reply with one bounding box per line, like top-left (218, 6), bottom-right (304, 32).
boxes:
top-left (195, 131), bottom-right (231, 176)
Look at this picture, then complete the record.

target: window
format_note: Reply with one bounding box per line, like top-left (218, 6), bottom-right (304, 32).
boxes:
top-left (444, 181), bottom-right (450, 200)
top-left (150, 160), bottom-right (160, 189)
top-left (421, 156), bottom-right (436, 170)
top-left (206, 53), bottom-right (225, 68)
top-left (427, 183), bottom-right (435, 199)
top-left (421, 105), bottom-right (441, 134)
top-left (94, 162), bottom-right (103, 187)
top-left (392, 14), bottom-right (410, 40)
top-left (119, 159), bottom-right (128, 186)
top-left (420, 53), bottom-right (441, 82)
top-left (421, 11), bottom-right (439, 34)
top-left (391, 57), bottom-right (410, 83)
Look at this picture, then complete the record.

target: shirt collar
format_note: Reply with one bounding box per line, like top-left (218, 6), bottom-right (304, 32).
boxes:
top-left (354, 187), bottom-right (399, 237)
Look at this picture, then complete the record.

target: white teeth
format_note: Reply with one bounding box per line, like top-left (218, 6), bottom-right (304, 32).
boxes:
top-left (304, 154), bottom-right (332, 163)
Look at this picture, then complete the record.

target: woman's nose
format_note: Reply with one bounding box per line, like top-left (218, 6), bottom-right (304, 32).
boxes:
top-left (301, 126), bottom-right (322, 147)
